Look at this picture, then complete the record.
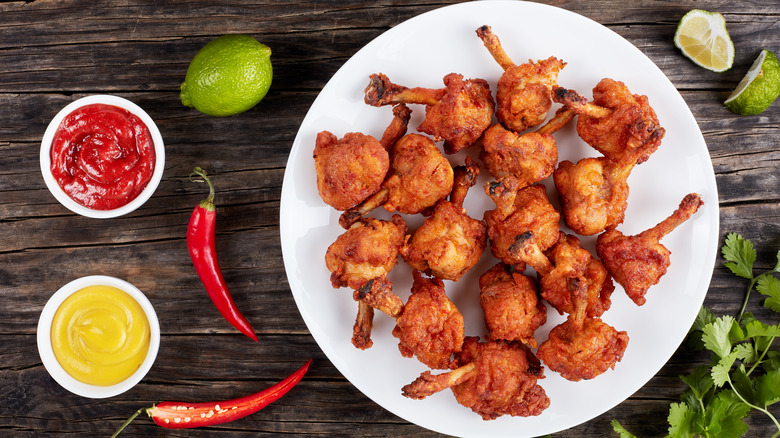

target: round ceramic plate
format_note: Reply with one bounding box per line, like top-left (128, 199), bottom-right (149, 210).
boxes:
top-left (280, 1), bottom-right (719, 436)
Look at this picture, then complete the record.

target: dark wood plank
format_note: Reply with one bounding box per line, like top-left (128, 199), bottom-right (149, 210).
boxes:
top-left (2, 0), bottom-right (780, 437)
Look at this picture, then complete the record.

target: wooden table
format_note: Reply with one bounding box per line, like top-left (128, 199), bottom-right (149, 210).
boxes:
top-left (2, 1), bottom-right (778, 436)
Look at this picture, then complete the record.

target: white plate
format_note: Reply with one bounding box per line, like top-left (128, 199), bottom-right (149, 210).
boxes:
top-left (280, 1), bottom-right (719, 436)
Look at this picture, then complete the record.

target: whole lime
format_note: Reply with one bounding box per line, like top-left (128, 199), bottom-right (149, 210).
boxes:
top-left (180, 34), bottom-right (272, 117)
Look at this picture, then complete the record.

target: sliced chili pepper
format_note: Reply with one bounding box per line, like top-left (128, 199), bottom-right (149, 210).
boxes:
top-left (187, 167), bottom-right (258, 341)
top-left (111, 359), bottom-right (311, 436)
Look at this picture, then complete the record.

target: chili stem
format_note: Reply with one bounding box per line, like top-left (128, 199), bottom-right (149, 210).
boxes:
top-left (190, 166), bottom-right (215, 206)
top-left (110, 407), bottom-right (147, 438)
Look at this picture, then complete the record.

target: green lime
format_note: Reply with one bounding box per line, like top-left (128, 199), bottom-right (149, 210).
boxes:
top-left (673, 9), bottom-right (734, 73)
top-left (724, 49), bottom-right (780, 115)
top-left (180, 34), bottom-right (272, 117)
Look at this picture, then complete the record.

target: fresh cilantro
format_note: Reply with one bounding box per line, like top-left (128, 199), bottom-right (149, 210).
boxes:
top-left (679, 365), bottom-right (712, 402)
top-left (722, 233), bottom-right (756, 280)
top-left (756, 369), bottom-right (780, 407)
top-left (611, 419), bottom-right (638, 438)
top-left (758, 274), bottom-right (780, 313)
top-left (720, 233), bottom-right (780, 320)
top-left (613, 233), bottom-right (780, 438)
top-left (667, 402), bottom-right (695, 438)
top-left (692, 306), bottom-right (717, 332)
top-left (701, 316), bottom-right (735, 359)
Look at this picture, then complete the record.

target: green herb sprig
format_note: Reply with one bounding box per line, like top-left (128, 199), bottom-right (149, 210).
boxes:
top-left (613, 233), bottom-right (780, 438)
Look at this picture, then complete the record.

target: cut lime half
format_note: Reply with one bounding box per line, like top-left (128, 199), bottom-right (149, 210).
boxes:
top-left (674, 9), bottom-right (734, 73)
top-left (724, 50), bottom-right (780, 115)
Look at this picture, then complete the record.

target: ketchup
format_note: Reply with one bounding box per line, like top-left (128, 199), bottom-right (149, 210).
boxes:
top-left (50, 103), bottom-right (156, 210)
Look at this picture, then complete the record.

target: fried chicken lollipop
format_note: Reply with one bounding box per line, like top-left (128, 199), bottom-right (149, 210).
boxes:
top-left (364, 72), bottom-right (494, 154)
top-left (400, 158), bottom-right (487, 281)
top-left (340, 133), bottom-right (454, 228)
top-left (392, 271), bottom-right (465, 369)
top-left (480, 107), bottom-right (574, 187)
top-left (553, 153), bottom-right (635, 236)
top-left (512, 231), bottom-right (614, 318)
top-left (483, 177), bottom-right (561, 266)
top-left (536, 282), bottom-right (628, 382)
top-left (402, 337), bottom-right (549, 420)
top-left (476, 25), bottom-right (566, 133)
top-left (314, 104), bottom-right (411, 210)
top-left (553, 78), bottom-right (665, 164)
top-left (597, 193), bottom-right (703, 306)
top-left (479, 262), bottom-right (547, 348)
top-left (325, 215), bottom-right (407, 348)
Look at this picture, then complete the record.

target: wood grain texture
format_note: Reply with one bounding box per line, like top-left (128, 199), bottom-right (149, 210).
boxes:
top-left (1, 0), bottom-right (779, 437)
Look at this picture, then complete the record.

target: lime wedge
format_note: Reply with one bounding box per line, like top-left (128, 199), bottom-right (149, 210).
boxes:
top-left (724, 50), bottom-right (780, 115)
top-left (674, 10), bottom-right (734, 72)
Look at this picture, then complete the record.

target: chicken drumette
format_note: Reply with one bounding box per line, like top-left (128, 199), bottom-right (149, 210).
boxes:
top-left (314, 104), bottom-right (411, 210)
top-left (402, 337), bottom-right (549, 420)
top-left (536, 282), bottom-right (628, 382)
top-left (340, 133), bottom-right (454, 228)
top-left (553, 78), bottom-right (665, 164)
top-left (553, 154), bottom-right (635, 236)
top-left (392, 271), bottom-right (465, 369)
top-left (483, 177), bottom-right (561, 266)
top-left (364, 72), bottom-right (494, 154)
top-left (479, 262), bottom-right (547, 348)
top-left (512, 231), bottom-right (614, 318)
top-left (597, 193), bottom-right (703, 306)
top-left (480, 107), bottom-right (574, 187)
top-left (400, 158), bottom-right (487, 281)
top-left (476, 25), bottom-right (566, 133)
top-left (325, 215), bottom-right (407, 348)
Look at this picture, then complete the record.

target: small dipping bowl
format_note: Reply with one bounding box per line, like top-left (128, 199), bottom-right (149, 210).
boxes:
top-left (37, 275), bottom-right (160, 398)
top-left (40, 95), bottom-right (165, 218)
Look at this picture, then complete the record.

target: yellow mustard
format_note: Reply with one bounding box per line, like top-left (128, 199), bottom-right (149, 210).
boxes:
top-left (51, 285), bottom-right (150, 386)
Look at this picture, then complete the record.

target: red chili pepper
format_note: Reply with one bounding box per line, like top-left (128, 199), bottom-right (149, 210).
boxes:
top-left (188, 167), bottom-right (258, 341)
top-left (111, 359), bottom-right (311, 436)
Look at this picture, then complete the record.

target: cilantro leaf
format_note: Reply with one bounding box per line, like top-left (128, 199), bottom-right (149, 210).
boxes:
top-left (712, 350), bottom-right (739, 387)
top-left (756, 368), bottom-right (780, 407)
top-left (774, 249), bottom-right (780, 273)
top-left (709, 390), bottom-right (751, 438)
top-left (744, 319), bottom-right (780, 351)
top-left (765, 351), bottom-right (780, 373)
top-left (687, 306), bottom-right (718, 350)
top-left (738, 312), bottom-right (780, 350)
top-left (729, 318), bottom-right (747, 343)
top-left (732, 341), bottom-right (758, 365)
top-left (680, 365), bottom-right (713, 401)
top-left (702, 316), bottom-right (736, 358)
top-left (691, 306), bottom-right (717, 332)
top-left (730, 364), bottom-right (757, 406)
top-left (757, 273), bottom-right (780, 313)
top-left (667, 402), bottom-right (695, 438)
top-left (610, 419), bottom-right (637, 438)
top-left (722, 233), bottom-right (756, 279)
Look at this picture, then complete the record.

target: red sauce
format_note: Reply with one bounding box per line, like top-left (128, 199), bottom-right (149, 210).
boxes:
top-left (50, 103), bottom-right (156, 210)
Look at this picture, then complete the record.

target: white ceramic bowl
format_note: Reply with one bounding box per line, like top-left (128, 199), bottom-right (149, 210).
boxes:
top-left (40, 95), bottom-right (165, 218)
top-left (37, 275), bottom-right (161, 398)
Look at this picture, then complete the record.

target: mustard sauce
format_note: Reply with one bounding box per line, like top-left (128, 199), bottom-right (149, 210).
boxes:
top-left (51, 285), bottom-right (150, 386)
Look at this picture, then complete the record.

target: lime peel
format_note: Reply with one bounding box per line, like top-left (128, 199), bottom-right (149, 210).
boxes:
top-left (724, 49), bottom-right (780, 115)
